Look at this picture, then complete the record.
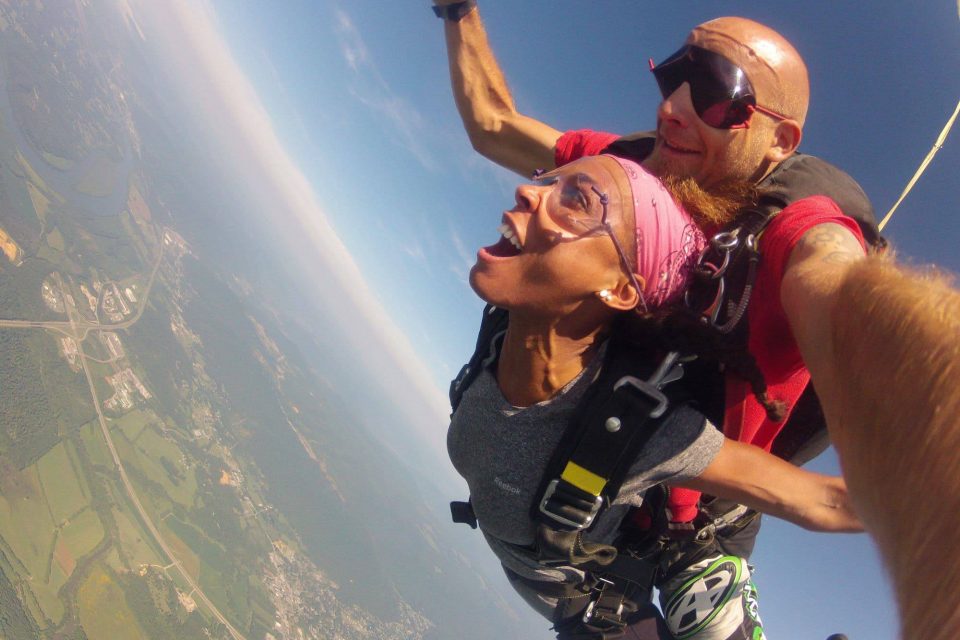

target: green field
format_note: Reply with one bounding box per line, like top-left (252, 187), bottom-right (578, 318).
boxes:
top-left (34, 241), bottom-right (62, 264)
top-left (0, 467), bottom-right (56, 581)
top-left (24, 178), bottom-right (51, 225)
top-left (63, 438), bottom-right (92, 501)
top-left (113, 409), bottom-right (153, 442)
top-left (0, 456), bottom-right (88, 626)
top-left (158, 520), bottom-right (200, 579)
top-left (111, 431), bottom-right (173, 519)
top-left (46, 225), bottom-right (65, 251)
top-left (133, 426), bottom-right (197, 507)
top-left (79, 419), bottom-right (113, 469)
top-left (78, 565), bottom-right (146, 640)
top-left (37, 441), bottom-right (89, 524)
top-left (164, 516), bottom-right (229, 575)
top-left (112, 506), bottom-right (163, 570)
top-left (60, 507), bottom-right (104, 562)
top-left (14, 151), bottom-right (64, 208)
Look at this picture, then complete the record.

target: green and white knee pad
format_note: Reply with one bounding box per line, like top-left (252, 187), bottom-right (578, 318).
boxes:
top-left (661, 555), bottom-right (766, 640)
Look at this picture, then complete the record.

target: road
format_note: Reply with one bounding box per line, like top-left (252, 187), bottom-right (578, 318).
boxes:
top-left (0, 230), bottom-right (246, 640)
top-left (0, 226), bottom-right (165, 336)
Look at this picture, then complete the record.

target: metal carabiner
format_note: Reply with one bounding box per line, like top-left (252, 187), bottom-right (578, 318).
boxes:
top-left (692, 229), bottom-right (740, 282)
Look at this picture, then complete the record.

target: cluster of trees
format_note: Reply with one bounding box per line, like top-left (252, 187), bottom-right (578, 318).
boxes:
top-left (0, 563), bottom-right (39, 639)
top-left (158, 456), bottom-right (184, 486)
top-left (122, 301), bottom-right (189, 424)
top-left (0, 161), bottom-right (42, 253)
top-left (0, 258), bottom-right (57, 321)
top-left (184, 312), bottom-right (286, 433)
top-left (0, 331), bottom-right (60, 468)
top-left (118, 569), bottom-right (221, 640)
top-left (58, 210), bottom-right (143, 281)
top-left (5, 8), bottom-right (127, 163)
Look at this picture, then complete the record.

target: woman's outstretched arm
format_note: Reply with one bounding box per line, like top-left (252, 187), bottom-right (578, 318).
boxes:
top-left (683, 437), bottom-right (863, 533)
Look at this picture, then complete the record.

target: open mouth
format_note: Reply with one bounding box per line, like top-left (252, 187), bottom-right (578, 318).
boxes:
top-left (482, 223), bottom-right (523, 258)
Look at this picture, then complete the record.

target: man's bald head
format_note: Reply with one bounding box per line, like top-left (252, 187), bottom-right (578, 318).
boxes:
top-left (688, 17), bottom-right (810, 127)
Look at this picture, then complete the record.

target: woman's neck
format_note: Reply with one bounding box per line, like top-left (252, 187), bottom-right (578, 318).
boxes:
top-left (496, 313), bottom-right (608, 408)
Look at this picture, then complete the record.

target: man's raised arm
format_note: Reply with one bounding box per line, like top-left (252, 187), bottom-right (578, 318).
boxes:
top-left (434, 1), bottom-right (561, 177)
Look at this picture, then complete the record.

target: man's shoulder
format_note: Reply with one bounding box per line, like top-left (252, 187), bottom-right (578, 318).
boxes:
top-left (761, 153), bottom-right (883, 247)
top-left (554, 129), bottom-right (623, 165)
top-left (778, 194), bottom-right (844, 217)
top-left (764, 195), bottom-right (861, 244)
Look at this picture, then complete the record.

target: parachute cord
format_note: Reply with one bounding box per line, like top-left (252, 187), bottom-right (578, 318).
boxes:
top-left (876, 3), bottom-right (959, 231)
top-left (878, 97), bottom-right (960, 231)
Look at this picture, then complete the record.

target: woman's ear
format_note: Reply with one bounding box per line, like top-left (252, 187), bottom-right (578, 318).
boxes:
top-left (597, 276), bottom-right (643, 311)
top-left (765, 119), bottom-right (802, 163)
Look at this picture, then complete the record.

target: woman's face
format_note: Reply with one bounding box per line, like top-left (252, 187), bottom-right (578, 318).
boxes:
top-left (469, 155), bottom-right (637, 317)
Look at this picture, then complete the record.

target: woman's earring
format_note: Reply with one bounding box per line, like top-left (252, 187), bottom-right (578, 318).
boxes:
top-left (597, 289), bottom-right (612, 301)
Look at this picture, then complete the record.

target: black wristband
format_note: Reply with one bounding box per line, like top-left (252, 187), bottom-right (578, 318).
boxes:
top-left (432, 0), bottom-right (477, 22)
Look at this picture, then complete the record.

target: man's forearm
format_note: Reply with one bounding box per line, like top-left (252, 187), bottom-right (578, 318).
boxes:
top-left (440, 5), bottom-right (560, 176)
top-left (831, 255), bottom-right (960, 640)
top-left (444, 9), bottom-right (514, 138)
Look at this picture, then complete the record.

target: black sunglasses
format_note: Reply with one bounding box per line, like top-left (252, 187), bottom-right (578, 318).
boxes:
top-left (650, 45), bottom-right (789, 129)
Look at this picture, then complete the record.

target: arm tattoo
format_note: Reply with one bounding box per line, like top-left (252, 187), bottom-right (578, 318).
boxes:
top-left (800, 224), bottom-right (863, 266)
top-left (822, 251), bottom-right (859, 265)
top-left (807, 226), bottom-right (850, 247)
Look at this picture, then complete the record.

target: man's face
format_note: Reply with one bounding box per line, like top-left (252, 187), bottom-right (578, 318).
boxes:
top-left (642, 81), bottom-right (773, 189)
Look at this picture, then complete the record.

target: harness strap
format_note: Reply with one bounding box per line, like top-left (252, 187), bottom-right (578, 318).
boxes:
top-left (535, 349), bottom-right (684, 535)
top-left (504, 567), bottom-right (597, 600)
top-left (449, 500), bottom-right (477, 529)
top-left (506, 568), bottom-right (648, 640)
top-left (448, 304), bottom-right (508, 413)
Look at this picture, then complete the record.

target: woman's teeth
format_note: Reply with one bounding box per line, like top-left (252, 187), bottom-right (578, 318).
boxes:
top-left (498, 223), bottom-right (522, 250)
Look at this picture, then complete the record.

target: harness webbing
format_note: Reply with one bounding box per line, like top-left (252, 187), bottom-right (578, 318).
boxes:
top-left (532, 346), bottom-right (685, 533)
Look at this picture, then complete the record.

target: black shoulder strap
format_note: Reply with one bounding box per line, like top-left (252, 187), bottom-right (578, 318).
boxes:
top-left (600, 131), bottom-right (656, 164)
top-left (529, 342), bottom-right (695, 570)
top-left (448, 304), bottom-right (508, 414)
top-left (533, 342), bottom-right (689, 533)
top-left (755, 152), bottom-right (884, 248)
top-left (448, 304), bottom-right (508, 530)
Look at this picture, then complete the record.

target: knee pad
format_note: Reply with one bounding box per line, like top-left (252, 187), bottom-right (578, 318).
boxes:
top-left (660, 555), bottom-right (763, 640)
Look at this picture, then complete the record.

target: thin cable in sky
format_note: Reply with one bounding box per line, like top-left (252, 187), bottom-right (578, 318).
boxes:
top-left (878, 99), bottom-right (960, 231)
top-left (879, 3), bottom-right (960, 230)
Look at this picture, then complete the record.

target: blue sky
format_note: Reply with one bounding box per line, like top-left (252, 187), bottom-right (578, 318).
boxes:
top-left (146, 1), bottom-right (960, 637)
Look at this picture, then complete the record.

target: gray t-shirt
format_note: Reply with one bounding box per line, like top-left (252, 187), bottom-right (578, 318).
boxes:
top-left (447, 336), bottom-right (724, 584)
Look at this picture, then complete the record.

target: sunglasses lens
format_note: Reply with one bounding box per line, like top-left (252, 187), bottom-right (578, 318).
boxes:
top-left (651, 46), bottom-right (757, 129)
top-left (697, 97), bottom-right (755, 128)
top-left (651, 46), bottom-right (690, 99)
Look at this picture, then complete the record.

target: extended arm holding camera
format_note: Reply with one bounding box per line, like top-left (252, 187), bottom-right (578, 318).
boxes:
top-left (434, 0), bottom-right (561, 177)
top-left (783, 223), bottom-right (960, 639)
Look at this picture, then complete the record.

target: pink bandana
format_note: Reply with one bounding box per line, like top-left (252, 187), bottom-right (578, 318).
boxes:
top-left (606, 156), bottom-right (707, 309)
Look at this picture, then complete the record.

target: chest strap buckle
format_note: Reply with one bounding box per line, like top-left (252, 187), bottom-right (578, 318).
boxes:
top-left (539, 479), bottom-right (605, 530)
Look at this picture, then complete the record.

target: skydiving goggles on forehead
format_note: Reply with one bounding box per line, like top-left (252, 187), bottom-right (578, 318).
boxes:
top-left (649, 45), bottom-right (790, 129)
